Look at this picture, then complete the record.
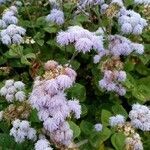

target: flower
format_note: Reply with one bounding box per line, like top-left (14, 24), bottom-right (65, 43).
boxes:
top-left (15, 91), bottom-right (26, 102)
top-left (35, 139), bottom-right (53, 150)
top-left (118, 9), bottom-right (147, 35)
top-left (134, 0), bottom-right (150, 4)
top-left (68, 100), bottom-right (81, 119)
top-left (14, 81), bottom-right (25, 90)
top-left (129, 103), bottom-right (150, 131)
top-left (56, 75), bottom-right (73, 89)
top-left (109, 114), bottom-right (125, 127)
top-left (10, 119), bottom-right (37, 143)
top-left (29, 61), bottom-right (81, 146)
top-left (75, 38), bottom-right (93, 53)
top-left (121, 23), bottom-right (133, 34)
top-left (94, 123), bottom-right (103, 131)
top-left (46, 9), bottom-right (64, 25)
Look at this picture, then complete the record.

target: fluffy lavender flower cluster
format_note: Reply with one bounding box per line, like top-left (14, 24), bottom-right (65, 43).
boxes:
top-left (0, 6), bottom-right (18, 29)
top-left (94, 123), bottom-right (103, 131)
top-left (109, 35), bottom-right (144, 56)
top-left (46, 9), bottom-right (64, 25)
top-left (99, 70), bottom-right (126, 96)
top-left (0, 24), bottom-right (26, 45)
top-left (109, 114), bottom-right (125, 127)
top-left (0, 6), bottom-right (26, 45)
top-left (126, 133), bottom-right (143, 150)
top-left (118, 8), bottom-right (147, 35)
top-left (29, 60), bottom-right (81, 146)
top-left (35, 139), bottom-right (53, 150)
top-left (57, 26), bottom-right (104, 53)
top-left (134, 0), bottom-right (150, 4)
top-left (0, 79), bottom-right (26, 102)
top-left (10, 119), bottom-right (37, 143)
top-left (129, 103), bottom-right (150, 131)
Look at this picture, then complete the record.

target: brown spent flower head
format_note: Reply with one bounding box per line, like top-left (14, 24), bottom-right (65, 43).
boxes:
top-left (43, 60), bottom-right (76, 81)
top-left (101, 57), bottom-right (124, 72)
top-left (3, 102), bottom-right (31, 122)
top-left (117, 122), bottom-right (135, 137)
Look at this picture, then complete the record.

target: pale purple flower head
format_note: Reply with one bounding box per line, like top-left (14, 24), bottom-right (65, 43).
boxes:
top-left (121, 23), bottom-right (133, 34)
top-left (35, 139), bottom-right (52, 150)
top-left (134, 0), bottom-right (150, 4)
top-left (131, 43), bottom-right (144, 54)
top-left (117, 71), bottom-right (126, 82)
top-left (56, 31), bottom-right (70, 46)
top-left (94, 123), bottom-right (103, 131)
top-left (68, 100), bottom-right (81, 119)
top-left (44, 117), bottom-right (59, 132)
top-left (56, 75), bottom-right (73, 89)
top-left (46, 9), bottom-right (64, 25)
top-left (109, 114), bottom-right (125, 127)
top-left (44, 79), bottom-right (58, 95)
top-left (111, 0), bottom-right (124, 7)
top-left (133, 25), bottom-right (143, 35)
top-left (75, 38), bottom-right (93, 53)
top-left (15, 91), bottom-right (26, 102)
top-left (129, 103), bottom-right (150, 131)
top-left (0, 19), bottom-right (6, 28)
top-left (12, 34), bottom-right (23, 44)
top-left (1, 34), bottom-right (11, 45)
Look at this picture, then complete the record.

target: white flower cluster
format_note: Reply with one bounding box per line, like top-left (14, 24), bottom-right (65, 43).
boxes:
top-left (29, 60), bottom-right (81, 146)
top-left (129, 103), bottom-right (150, 131)
top-left (57, 25), bottom-right (104, 53)
top-left (134, 0), bottom-right (150, 4)
top-left (35, 139), bottom-right (53, 150)
top-left (46, 9), bottom-right (64, 25)
top-left (126, 133), bottom-right (143, 150)
top-left (10, 119), bottom-right (37, 143)
top-left (99, 70), bottom-right (127, 96)
top-left (109, 114), bottom-right (125, 127)
top-left (0, 79), bottom-right (26, 102)
top-left (0, 6), bottom-right (26, 45)
top-left (118, 8), bottom-right (147, 35)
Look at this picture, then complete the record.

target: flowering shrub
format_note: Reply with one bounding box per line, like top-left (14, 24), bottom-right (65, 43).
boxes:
top-left (0, 0), bottom-right (150, 149)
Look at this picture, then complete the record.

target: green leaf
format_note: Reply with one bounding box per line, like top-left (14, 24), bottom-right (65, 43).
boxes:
top-left (63, 3), bottom-right (75, 10)
top-left (37, 39), bottom-right (44, 46)
top-left (29, 109), bottom-right (40, 123)
top-left (89, 127), bottom-right (111, 148)
top-left (101, 109), bottom-right (112, 126)
top-left (8, 45), bottom-right (23, 58)
top-left (112, 104), bottom-right (128, 119)
top-left (132, 85), bottom-right (150, 102)
top-left (0, 133), bottom-right (16, 148)
top-left (80, 121), bottom-right (93, 135)
top-left (68, 121), bottom-right (81, 139)
top-left (75, 14), bottom-right (89, 23)
top-left (21, 53), bottom-right (36, 65)
top-left (111, 133), bottom-right (126, 150)
top-left (44, 26), bottom-right (58, 33)
top-left (0, 121), bottom-right (10, 133)
top-left (67, 83), bottom-right (86, 102)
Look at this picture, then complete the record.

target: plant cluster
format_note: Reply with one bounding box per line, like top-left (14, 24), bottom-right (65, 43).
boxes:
top-left (0, 0), bottom-right (150, 150)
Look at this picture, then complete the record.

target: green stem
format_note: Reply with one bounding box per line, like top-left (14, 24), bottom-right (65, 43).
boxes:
top-left (68, 51), bottom-right (78, 67)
